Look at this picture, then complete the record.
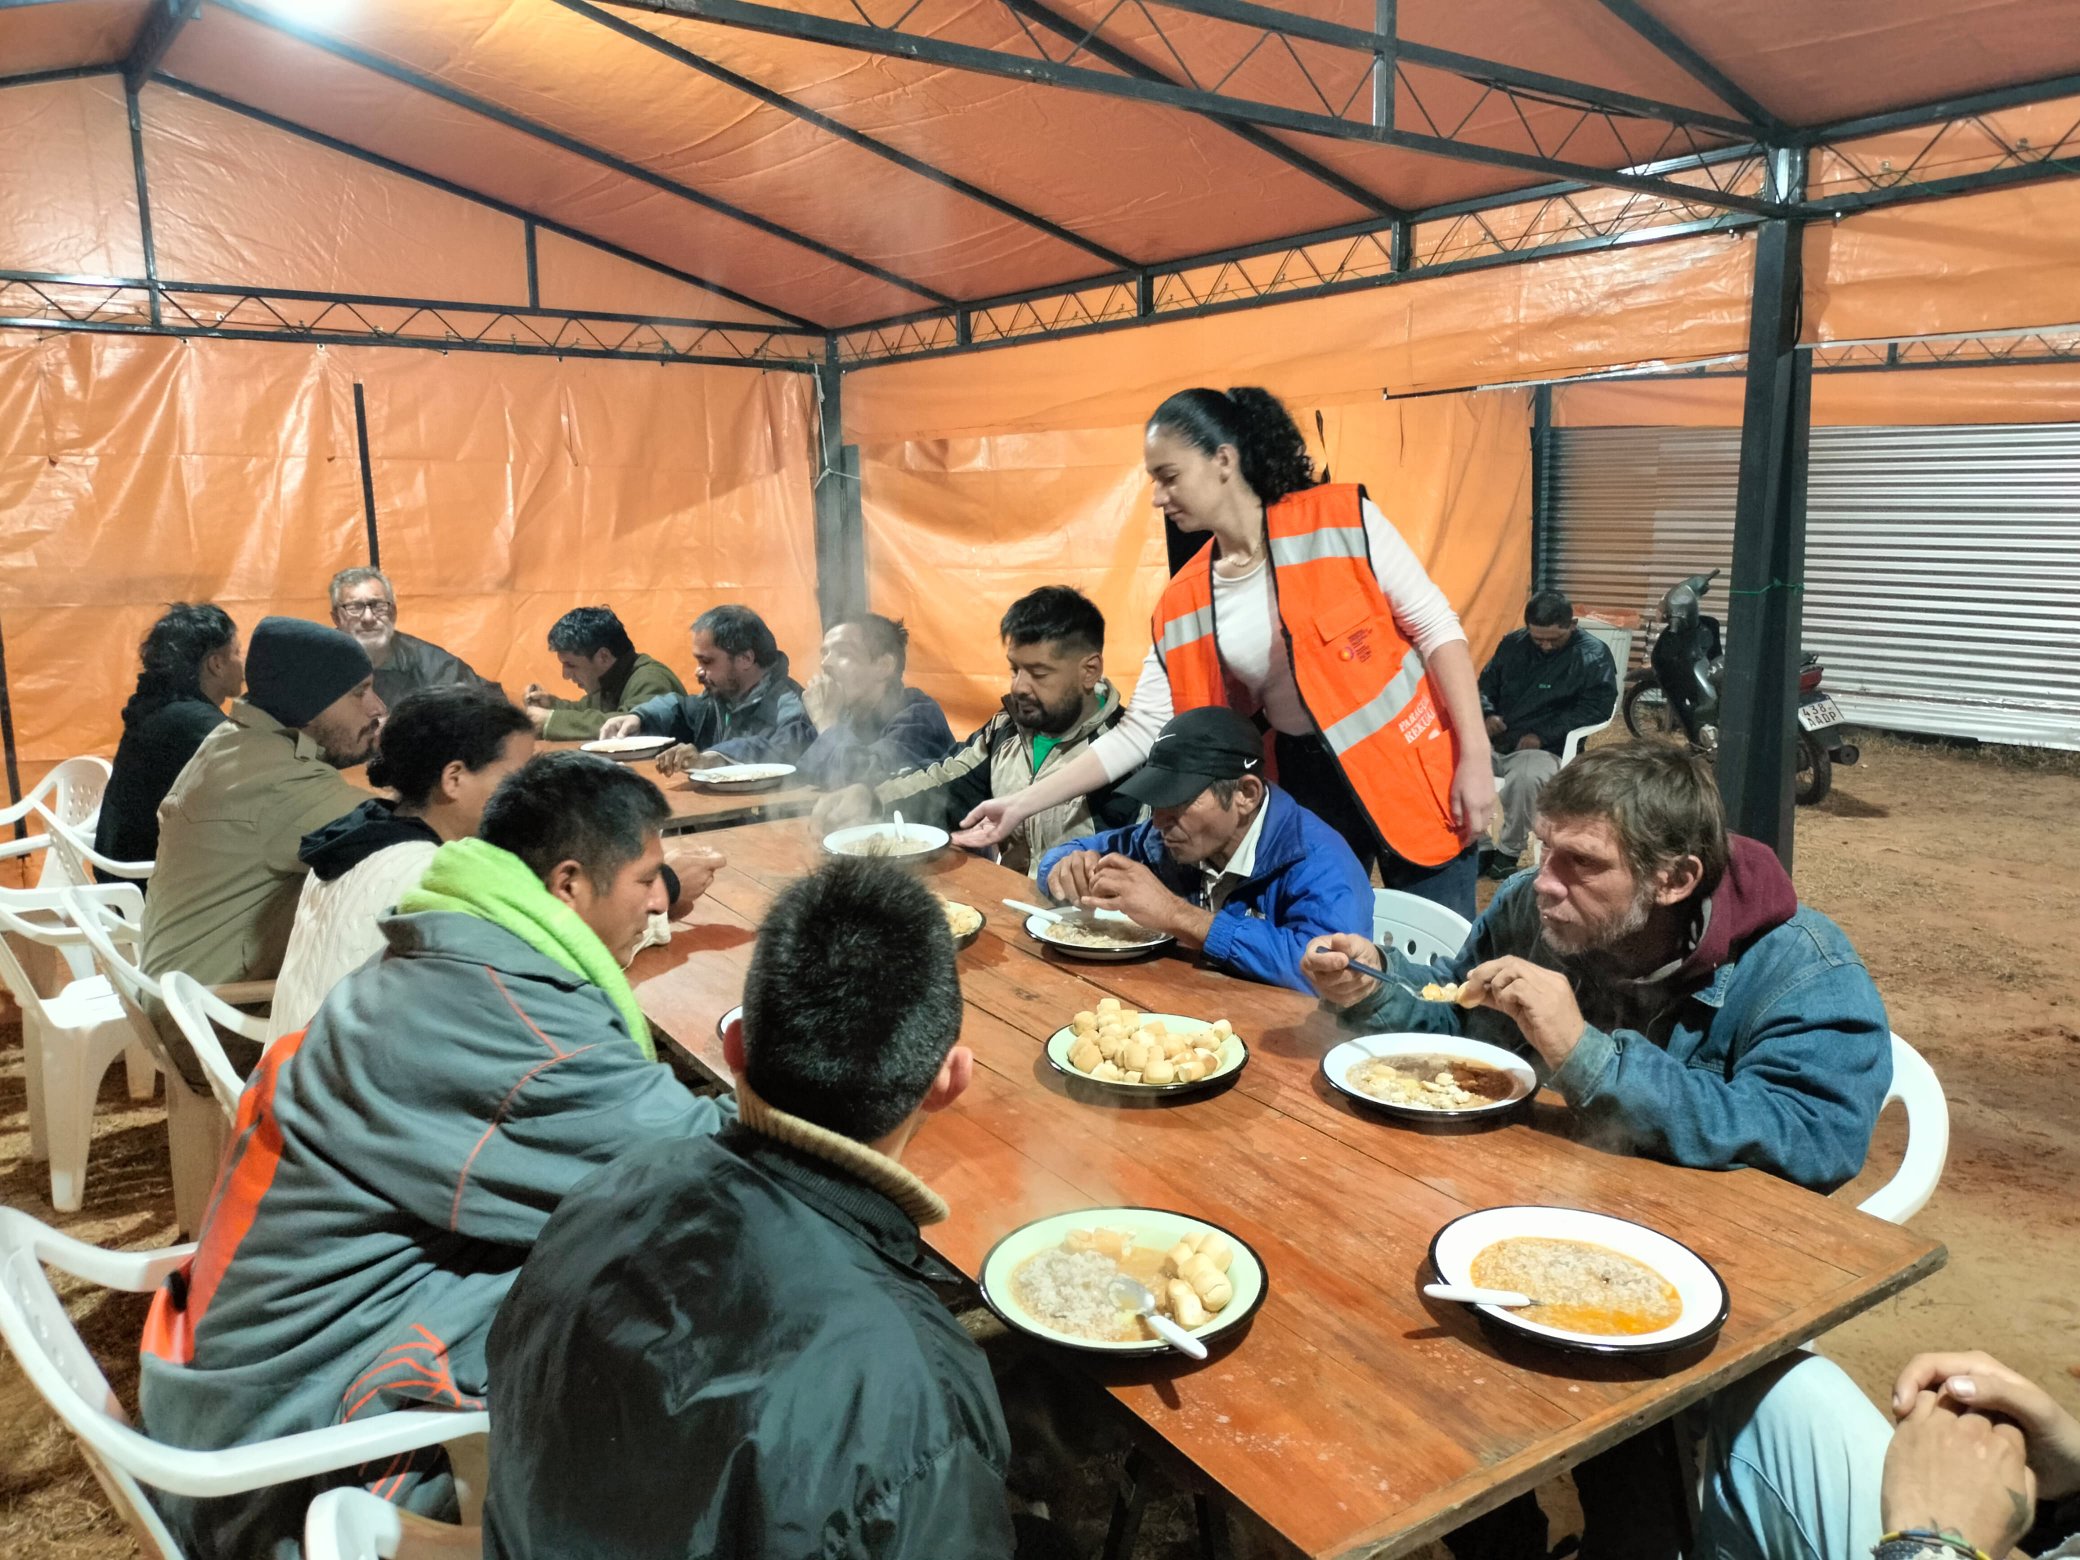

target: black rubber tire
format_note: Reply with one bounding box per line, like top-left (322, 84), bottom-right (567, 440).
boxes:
top-left (1622, 678), bottom-right (1685, 744)
top-left (1795, 733), bottom-right (1833, 806)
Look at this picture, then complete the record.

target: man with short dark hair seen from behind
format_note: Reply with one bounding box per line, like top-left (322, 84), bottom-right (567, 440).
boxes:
top-left (793, 613), bottom-right (956, 789)
top-left (138, 752), bottom-right (730, 1559)
top-left (330, 566), bottom-right (502, 709)
top-left (813, 586), bottom-right (1143, 874)
top-left (523, 605), bottom-right (687, 741)
top-left (484, 857), bottom-right (1021, 1559)
top-left (597, 603), bottom-right (813, 773)
top-left (1476, 589), bottom-right (1617, 878)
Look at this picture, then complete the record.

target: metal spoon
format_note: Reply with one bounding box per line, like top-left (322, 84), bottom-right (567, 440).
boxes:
top-left (1109, 1275), bottom-right (1208, 1359)
top-left (1423, 1283), bottom-right (1534, 1308)
top-left (1344, 959), bottom-right (1427, 997)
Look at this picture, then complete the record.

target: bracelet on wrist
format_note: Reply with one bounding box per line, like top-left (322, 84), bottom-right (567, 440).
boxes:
top-left (1875, 1529), bottom-right (1994, 1560)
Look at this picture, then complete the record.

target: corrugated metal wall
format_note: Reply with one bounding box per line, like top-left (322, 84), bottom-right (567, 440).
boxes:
top-left (1549, 423), bottom-right (2080, 749)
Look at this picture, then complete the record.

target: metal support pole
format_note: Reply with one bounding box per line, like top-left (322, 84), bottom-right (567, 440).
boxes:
top-left (125, 87), bottom-right (159, 328)
top-left (1371, 0), bottom-right (1396, 129)
top-left (523, 221), bottom-right (540, 310)
top-left (813, 346), bottom-right (866, 626)
top-left (353, 382), bottom-right (382, 569)
top-left (1717, 156), bottom-right (1811, 865)
top-left (1530, 383), bottom-right (1555, 591)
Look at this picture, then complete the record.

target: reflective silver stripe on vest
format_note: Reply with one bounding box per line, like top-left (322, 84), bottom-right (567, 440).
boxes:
top-left (1268, 526), bottom-right (1369, 568)
top-left (1157, 605), bottom-right (1215, 659)
top-left (1321, 645), bottom-right (1430, 752)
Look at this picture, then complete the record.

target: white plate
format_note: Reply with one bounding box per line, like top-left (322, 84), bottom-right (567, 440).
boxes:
top-left (688, 762), bottom-right (796, 791)
top-left (715, 1004), bottom-right (742, 1043)
top-left (941, 900), bottom-right (986, 950)
top-left (822, 822), bottom-right (950, 864)
top-left (1428, 1205), bottom-right (1730, 1356)
top-left (1045, 1013), bottom-right (1247, 1098)
top-left (1024, 910), bottom-right (1173, 961)
top-left (581, 735), bottom-right (672, 760)
top-left (1322, 1033), bottom-right (1537, 1121)
top-left (980, 1207), bottom-right (1267, 1357)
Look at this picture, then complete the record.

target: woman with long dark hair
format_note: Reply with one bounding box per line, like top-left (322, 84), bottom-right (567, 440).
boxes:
top-left (95, 603), bottom-right (243, 871)
top-left (957, 387), bottom-right (1495, 914)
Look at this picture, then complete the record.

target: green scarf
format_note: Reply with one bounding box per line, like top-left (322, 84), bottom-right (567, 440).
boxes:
top-left (398, 837), bottom-right (655, 1061)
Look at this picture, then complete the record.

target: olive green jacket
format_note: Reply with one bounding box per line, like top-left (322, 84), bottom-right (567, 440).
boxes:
top-left (539, 652), bottom-right (686, 741)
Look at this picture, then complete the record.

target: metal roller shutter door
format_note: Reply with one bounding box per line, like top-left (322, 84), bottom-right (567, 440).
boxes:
top-left (1549, 423), bottom-right (2080, 749)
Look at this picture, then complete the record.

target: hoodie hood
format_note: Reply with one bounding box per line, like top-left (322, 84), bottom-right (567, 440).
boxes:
top-left (1681, 833), bottom-right (1800, 978)
top-left (299, 797), bottom-right (442, 883)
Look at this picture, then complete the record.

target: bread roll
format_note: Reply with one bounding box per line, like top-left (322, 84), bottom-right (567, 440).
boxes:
top-left (1142, 1055), bottom-right (1177, 1085)
top-left (1166, 1279), bottom-right (1208, 1329)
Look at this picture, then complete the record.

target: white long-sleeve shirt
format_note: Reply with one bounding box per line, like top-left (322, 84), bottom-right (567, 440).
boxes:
top-left (1093, 497), bottom-right (1465, 781)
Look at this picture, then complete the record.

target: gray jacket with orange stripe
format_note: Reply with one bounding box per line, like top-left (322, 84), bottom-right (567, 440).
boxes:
top-left (137, 909), bottom-right (727, 1560)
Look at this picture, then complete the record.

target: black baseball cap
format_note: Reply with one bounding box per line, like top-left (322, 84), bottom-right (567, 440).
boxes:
top-left (1119, 706), bottom-right (1266, 809)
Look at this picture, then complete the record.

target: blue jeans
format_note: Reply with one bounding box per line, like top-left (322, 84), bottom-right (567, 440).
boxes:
top-left (1698, 1353), bottom-right (1890, 1560)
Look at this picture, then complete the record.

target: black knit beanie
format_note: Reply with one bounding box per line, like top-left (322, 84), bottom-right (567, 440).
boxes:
top-left (244, 616), bottom-right (373, 727)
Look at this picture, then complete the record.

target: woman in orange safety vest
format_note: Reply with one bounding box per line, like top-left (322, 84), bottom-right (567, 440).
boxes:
top-left (956, 386), bottom-right (1496, 917)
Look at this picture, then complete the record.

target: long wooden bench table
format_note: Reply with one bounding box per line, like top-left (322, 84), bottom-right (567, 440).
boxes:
top-left (629, 819), bottom-right (1943, 1560)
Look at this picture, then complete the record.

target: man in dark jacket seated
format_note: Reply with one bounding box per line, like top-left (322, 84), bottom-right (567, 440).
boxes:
top-left (794, 613), bottom-right (957, 789)
top-left (1302, 740), bottom-right (1892, 1560)
top-left (484, 857), bottom-right (1021, 1559)
top-left (1476, 589), bottom-right (1617, 877)
top-left (137, 753), bottom-right (730, 1559)
top-left (1035, 706), bottom-right (1373, 996)
top-left (597, 602), bottom-right (814, 771)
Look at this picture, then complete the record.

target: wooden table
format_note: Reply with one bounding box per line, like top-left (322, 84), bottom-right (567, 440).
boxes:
top-left (629, 820), bottom-right (1944, 1560)
top-left (343, 741), bottom-right (820, 835)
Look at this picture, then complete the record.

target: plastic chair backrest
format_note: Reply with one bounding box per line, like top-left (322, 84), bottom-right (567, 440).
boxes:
top-left (39, 802), bottom-right (155, 886)
top-left (1857, 1033), bottom-right (1950, 1225)
top-left (15, 758), bottom-right (114, 889)
top-left (0, 883), bottom-right (144, 1023)
top-left (1576, 619), bottom-right (1635, 681)
top-left (60, 886), bottom-right (179, 1075)
top-left (0, 1207), bottom-right (193, 1559)
top-left (305, 1488), bottom-right (405, 1560)
top-left (1370, 889), bottom-right (1472, 965)
top-left (159, 972), bottom-right (259, 1118)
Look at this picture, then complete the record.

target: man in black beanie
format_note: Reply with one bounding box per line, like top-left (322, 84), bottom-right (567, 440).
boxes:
top-left (142, 617), bottom-right (384, 1094)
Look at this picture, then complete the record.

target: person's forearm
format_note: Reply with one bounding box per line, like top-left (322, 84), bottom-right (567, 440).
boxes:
top-left (1004, 745), bottom-right (1110, 825)
top-left (1426, 641), bottom-right (1492, 766)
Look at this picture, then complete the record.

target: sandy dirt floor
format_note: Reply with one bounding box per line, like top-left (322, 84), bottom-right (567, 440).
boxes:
top-left (3, 731), bottom-right (2076, 1558)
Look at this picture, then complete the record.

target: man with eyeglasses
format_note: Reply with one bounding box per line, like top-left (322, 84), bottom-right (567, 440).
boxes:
top-left (330, 567), bottom-right (504, 709)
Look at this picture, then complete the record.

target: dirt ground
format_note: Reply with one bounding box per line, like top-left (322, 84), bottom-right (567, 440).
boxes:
top-left (3, 730), bottom-right (2077, 1559)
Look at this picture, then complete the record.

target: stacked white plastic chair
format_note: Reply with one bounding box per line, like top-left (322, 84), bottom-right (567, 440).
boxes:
top-left (1857, 1034), bottom-right (1950, 1224)
top-left (61, 888), bottom-right (231, 1235)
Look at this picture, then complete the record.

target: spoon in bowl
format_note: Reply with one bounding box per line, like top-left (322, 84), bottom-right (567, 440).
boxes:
top-left (1109, 1275), bottom-right (1208, 1359)
top-left (1422, 1283), bottom-right (1534, 1307)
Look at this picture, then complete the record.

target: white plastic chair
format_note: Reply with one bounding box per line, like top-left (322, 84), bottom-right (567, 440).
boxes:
top-left (1371, 889), bottom-right (1472, 965)
top-left (305, 1487), bottom-right (482, 1559)
top-left (62, 888), bottom-right (232, 1236)
top-left (0, 756), bottom-right (112, 890)
top-left (0, 1206), bottom-right (488, 1560)
top-left (159, 971), bottom-right (265, 1118)
top-left (1559, 619), bottom-right (1634, 764)
top-left (0, 884), bottom-right (160, 1211)
top-left (38, 799), bottom-right (155, 885)
top-left (1856, 1033), bottom-right (1950, 1225)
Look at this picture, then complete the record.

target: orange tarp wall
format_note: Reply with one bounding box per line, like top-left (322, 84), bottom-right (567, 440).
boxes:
top-left (0, 77), bottom-right (820, 796)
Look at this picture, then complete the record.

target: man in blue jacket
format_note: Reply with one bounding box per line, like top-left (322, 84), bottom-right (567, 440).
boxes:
top-left (1036, 706), bottom-right (1374, 995)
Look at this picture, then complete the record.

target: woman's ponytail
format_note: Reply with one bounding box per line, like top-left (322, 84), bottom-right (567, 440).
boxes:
top-left (1147, 386), bottom-right (1317, 504)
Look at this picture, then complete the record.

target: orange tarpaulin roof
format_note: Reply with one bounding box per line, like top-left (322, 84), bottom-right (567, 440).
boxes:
top-left (6, 0), bottom-right (2079, 330)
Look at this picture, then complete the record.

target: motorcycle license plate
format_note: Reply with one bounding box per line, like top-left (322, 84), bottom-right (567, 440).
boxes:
top-left (1797, 696), bottom-right (1845, 731)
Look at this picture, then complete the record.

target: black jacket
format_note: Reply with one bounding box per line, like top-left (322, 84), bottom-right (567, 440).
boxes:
top-left (483, 1121), bottom-right (1015, 1560)
top-left (1477, 627), bottom-right (1618, 753)
top-left (94, 696), bottom-right (227, 870)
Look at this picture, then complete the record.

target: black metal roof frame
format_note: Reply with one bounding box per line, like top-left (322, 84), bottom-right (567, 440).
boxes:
top-left (0, 0), bottom-right (2074, 366)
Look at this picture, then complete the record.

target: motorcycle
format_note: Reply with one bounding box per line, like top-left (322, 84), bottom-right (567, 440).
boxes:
top-left (1620, 568), bottom-right (1860, 806)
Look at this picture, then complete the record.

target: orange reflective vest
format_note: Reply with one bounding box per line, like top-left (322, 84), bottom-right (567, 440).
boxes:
top-left (1149, 483), bottom-right (1462, 867)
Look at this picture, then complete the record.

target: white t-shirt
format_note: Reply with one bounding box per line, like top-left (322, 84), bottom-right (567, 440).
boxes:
top-left (1093, 497), bottom-right (1465, 781)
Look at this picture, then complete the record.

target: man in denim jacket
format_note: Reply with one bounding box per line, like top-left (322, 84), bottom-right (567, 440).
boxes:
top-left (1307, 741), bottom-right (1891, 1560)
top-left (1305, 739), bottom-right (1891, 1192)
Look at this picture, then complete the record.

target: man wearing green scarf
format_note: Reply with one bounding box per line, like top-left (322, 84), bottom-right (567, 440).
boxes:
top-left (138, 753), bottom-right (729, 1560)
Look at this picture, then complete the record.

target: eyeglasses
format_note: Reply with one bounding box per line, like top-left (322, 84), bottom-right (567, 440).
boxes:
top-left (337, 600), bottom-right (395, 620)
